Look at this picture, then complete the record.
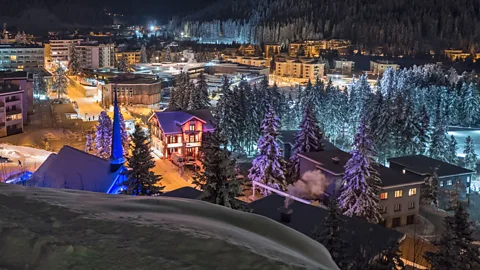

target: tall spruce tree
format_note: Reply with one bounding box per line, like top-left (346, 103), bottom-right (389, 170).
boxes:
top-left (192, 126), bottom-right (245, 209)
top-left (94, 111), bottom-right (112, 159)
top-left (373, 239), bottom-right (405, 270)
top-left (414, 105), bottom-right (431, 155)
top-left (288, 103), bottom-right (324, 182)
top-left (67, 44), bottom-right (81, 76)
top-left (248, 106), bottom-right (287, 190)
top-left (140, 45), bottom-right (148, 63)
top-left (460, 82), bottom-right (480, 127)
top-left (338, 121), bottom-right (383, 224)
top-left (463, 136), bottom-right (477, 171)
top-left (119, 111), bottom-right (130, 157)
top-left (188, 71), bottom-right (210, 110)
top-left (422, 168), bottom-right (439, 207)
top-left (84, 132), bottom-right (93, 153)
top-left (446, 135), bottom-right (459, 165)
top-left (425, 202), bottom-right (480, 270)
top-left (315, 200), bottom-right (348, 269)
top-left (428, 100), bottom-right (448, 162)
top-left (33, 74), bottom-right (47, 99)
top-left (117, 53), bottom-right (129, 72)
top-left (123, 124), bottom-right (163, 195)
top-left (53, 65), bottom-right (68, 99)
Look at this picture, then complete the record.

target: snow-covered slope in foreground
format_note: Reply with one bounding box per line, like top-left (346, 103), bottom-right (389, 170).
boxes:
top-left (0, 184), bottom-right (339, 270)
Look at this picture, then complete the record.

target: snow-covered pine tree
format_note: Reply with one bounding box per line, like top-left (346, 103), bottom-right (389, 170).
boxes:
top-left (248, 106), bottom-right (287, 191)
top-left (123, 123), bottom-right (163, 195)
top-left (425, 202), bottom-right (480, 269)
top-left (168, 87), bottom-right (179, 109)
top-left (428, 100), bottom-right (448, 162)
top-left (373, 239), bottom-right (405, 269)
top-left (119, 111), bottom-right (130, 157)
top-left (282, 91), bottom-right (298, 130)
top-left (368, 91), bottom-right (390, 164)
top-left (192, 126), bottom-right (245, 209)
top-left (315, 200), bottom-right (348, 269)
top-left (52, 65), bottom-right (68, 99)
top-left (463, 136), bottom-right (477, 171)
top-left (67, 44), bottom-right (81, 76)
top-left (94, 111), bottom-right (113, 159)
top-left (33, 74), bottom-right (47, 99)
top-left (422, 168), bottom-right (439, 207)
top-left (460, 82), bottom-right (480, 127)
top-left (288, 103), bottom-right (324, 182)
top-left (84, 132), bottom-right (93, 153)
top-left (188, 71), bottom-right (210, 110)
top-left (446, 135), bottom-right (459, 165)
top-left (338, 120), bottom-right (383, 224)
top-left (140, 45), bottom-right (148, 63)
top-left (414, 105), bottom-right (430, 155)
top-left (117, 53), bottom-right (129, 72)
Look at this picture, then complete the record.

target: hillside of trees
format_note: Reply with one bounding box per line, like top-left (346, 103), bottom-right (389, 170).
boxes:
top-left (176, 0), bottom-right (480, 54)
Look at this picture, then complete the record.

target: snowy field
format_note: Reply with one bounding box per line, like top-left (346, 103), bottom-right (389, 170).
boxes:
top-left (0, 144), bottom-right (52, 180)
top-left (0, 184), bottom-right (339, 270)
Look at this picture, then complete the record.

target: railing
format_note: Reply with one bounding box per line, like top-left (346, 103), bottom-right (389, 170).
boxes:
top-left (6, 98), bottom-right (19, 103)
top-left (6, 109), bottom-right (21, 116)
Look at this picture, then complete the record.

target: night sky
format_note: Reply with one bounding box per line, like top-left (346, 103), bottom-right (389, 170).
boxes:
top-left (104, 0), bottom-right (219, 17)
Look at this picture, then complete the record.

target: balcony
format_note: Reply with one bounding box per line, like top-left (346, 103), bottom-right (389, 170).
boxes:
top-left (6, 109), bottom-right (21, 116)
top-left (5, 98), bottom-right (20, 104)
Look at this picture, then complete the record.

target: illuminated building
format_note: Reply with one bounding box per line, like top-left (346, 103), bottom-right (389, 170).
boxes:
top-left (229, 56), bottom-right (270, 68)
top-left (333, 59), bottom-right (355, 75)
top-left (0, 81), bottom-right (26, 137)
top-left (115, 51), bottom-right (141, 65)
top-left (0, 44), bottom-right (44, 70)
top-left (74, 43), bottom-right (115, 69)
top-left (275, 58), bottom-right (325, 80)
top-left (264, 43), bottom-right (281, 59)
top-left (370, 60), bottom-right (399, 75)
top-left (49, 39), bottom-right (83, 63)
top-left (149, 109), bottom-right (215, 159)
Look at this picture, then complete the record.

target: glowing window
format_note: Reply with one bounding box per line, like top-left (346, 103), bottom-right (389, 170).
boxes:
top-left (380, 192), bottom-right (388, 200)
top-left (409, 188), bottom-right (417, 196)
top-left (394, 190), bottom-right (403, 198)
top-left (10, 55), bottom-right (16, 61)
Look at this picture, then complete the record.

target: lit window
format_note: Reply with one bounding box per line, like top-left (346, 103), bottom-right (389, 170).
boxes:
top-left (394, 204), bottom-right (401, 212)
top-left (402, 169), bottom-right (406, 174)
top-left (10, 55), bottom-right (16, 61)
top-left (447, 180), bottom-right (452, 186)
top-left (380, 192), bottom-right (388, 200)
top-left (189, 122), bottom-right (195, 131)
top-left (440, 181), bottom-right (444, 187)
top-left (409, 188), bottom-right (417, 196)
top-left (394, 190), bottom-right (403, 198)
top-left (408, 202), bottom-right (415, 209)
top-left (467, 176), bottom-right (471, 183)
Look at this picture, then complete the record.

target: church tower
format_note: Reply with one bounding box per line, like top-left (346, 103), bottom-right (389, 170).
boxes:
top-left (110, 86), bottom-right (125, 172)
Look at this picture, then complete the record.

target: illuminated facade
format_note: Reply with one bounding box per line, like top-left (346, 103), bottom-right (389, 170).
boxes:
top-left (101, 76), bottom-right (165, 108)
top-left (0, 83), bottom-right (25, 137)
top-left (74, 43), bottom-right (115, 69)
top-left (49, 39), bottom-right (83, 62)
top-left (370, 60), bottom-right (399, 75)
top-left (0, 44), bottom-right (44, 70)
top-left (115, 51), bottom-right (141, 65)
top-left (230, 56), bottom-right (270, 68)
top-left (149, 110), bottom-right (214, 159)
top-left (275, 58), bottom-right (325, 80)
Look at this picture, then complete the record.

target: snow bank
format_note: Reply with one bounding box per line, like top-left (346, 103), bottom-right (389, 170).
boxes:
top-left (0, 184), bottom-right (339, 270)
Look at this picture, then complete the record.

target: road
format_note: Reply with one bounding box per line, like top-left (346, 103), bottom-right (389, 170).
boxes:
top-left (67, 79), bottom-right (104, 121)
top-left (153, 158), bottom-right (195, 192)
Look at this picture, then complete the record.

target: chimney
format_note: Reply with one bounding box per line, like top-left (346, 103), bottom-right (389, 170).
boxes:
top-left (332, 156), bottom-right (340, 164)
top-left (279, 197), bottom-right (293, 223)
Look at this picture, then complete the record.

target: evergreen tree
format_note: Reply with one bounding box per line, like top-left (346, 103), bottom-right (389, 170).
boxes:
top-left (119, 111), bottom-right (130, 157)
top-left (52, 65), bottom-right (68, 99)
top-left (446, 135), bottom-right (459, 165)
top-left (188, 71), bottom-right (210, 110)
top-left (460, 82), bottom-right (480, 127)
top-left (67, 44), bottom-right (81, 76)
top-left (94, 111), bottom-right (112, 159)
top-left (288, 103), bottom-right (324, 182)
top-left (463, 136), bottom-right (477, 171)
top-left (414, 105), bottom-right (430, 155)
top-left (428, 100), bottom-right (448, 162)
top-left (368, 91), bottom-right (390, 164)
top-left (123, 124), bottom-right (163, 195)
top-left (248, 106), bottom-right (287, 190)
top-left (140, 45), bottom-right (148, 63)
top-left (314, 200), bottom-right (348, 269)
top-left (117, 53), bottom-right (129, 72)
top-left (425, 202), bottom-right (480, 270)
top-left (338, 121), bottom-right (383, 224)
top-left (282, 91), bottom-right (298, 130)
top-left (192, 127), bottom-right (245, 209)
top-left (422, 168), bottom-right (439, 207)
top-left (33, 74), bottom-right (47, 99)
top-left (84, 132), bottom-right (93, 153)
top-left (374, 239), bottom-right (405, 270)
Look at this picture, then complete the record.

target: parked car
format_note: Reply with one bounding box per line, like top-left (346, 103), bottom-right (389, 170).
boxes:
top-left (0, 156), bottom-right (12, 163)
top-left (171, 152), bottom-right (184, 166)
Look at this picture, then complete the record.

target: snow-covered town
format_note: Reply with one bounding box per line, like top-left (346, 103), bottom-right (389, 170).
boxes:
top-left (2, 1), bottom-right (480, 269)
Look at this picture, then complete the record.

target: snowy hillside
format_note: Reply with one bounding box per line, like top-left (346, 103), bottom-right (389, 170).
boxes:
top-left (0, 184), bottom-right (339, 270)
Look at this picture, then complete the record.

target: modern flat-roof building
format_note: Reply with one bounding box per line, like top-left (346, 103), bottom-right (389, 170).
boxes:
top-left (299, 149), bottom-right (423, 228)
top-left (0, 82), bottom-right (26, 137)
top-left (73, 42), bottom-right (115, 69)
top-left (230, 56), bottom-right (270, 68)
top-left (0, 44), bottom-right (44, 70)
top-left (0, 71), bottom-right (34, 114)
top-left (333, 59), bottom-right (355, 75)
top-left (275, 58), bottom-right (325, 80)
top-left (148, 109), bottom-right (215, 159)
top-left (370, 60), bottom-right (399, 75)
top-left (49, 39), bottom-right (83, 63)
top-left (115, 51), bottom-right (141, 65)
top-left (388, 155), bottom-right (475, 209)
top-left (101, 75), bottom-right (166, 108)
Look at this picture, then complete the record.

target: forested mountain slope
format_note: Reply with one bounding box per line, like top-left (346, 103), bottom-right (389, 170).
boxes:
top-left (178, 0), bottom-right (480, 53)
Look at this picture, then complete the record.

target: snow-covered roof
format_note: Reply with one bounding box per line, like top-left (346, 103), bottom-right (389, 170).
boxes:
top-left (153, 109), bottom-right (214, 134)
top-left (388, 155), bottom-right (474, 177)
top-left (27, 146), bottom-right (123, 193)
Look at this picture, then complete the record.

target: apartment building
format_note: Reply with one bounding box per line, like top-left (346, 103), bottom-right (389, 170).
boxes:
top-left (74, 42), bottom-right (115, 69)
top-left (299, 149), bottom-right (423, 228)
top-left (333, 59), bottom-right (355, 75)
top-left (389, 155), bottom-right (475, 209)
top-left (370, 60), bottom-right (400, 75)
top-left (275, 58), bottom-right (325, 80)
top-left (0, 82), bottom-right (26, 137)
top-left (49, 39), bottom-right (83, 63)
top-left (0, 71), bottom-right (33, 114)
top-left (264, 43), bottom-right (281, 58)
top-left (115, 51), bottom-right (141, 65)
top-left (0, 44), bottom-right (44, 70)
top-left (230, 56), bottom-right (270, 68)
top-left (288, 39), bottom-right (351, 57)
top-left (101, 75), bottom-right (166, 108)
top-left (238, 44), bottom-right (256, 56)
top-left (148, 109), bottom-right (215, 159)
